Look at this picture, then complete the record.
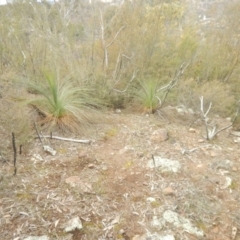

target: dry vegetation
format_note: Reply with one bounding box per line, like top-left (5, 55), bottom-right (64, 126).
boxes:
top-left (1, 0), bottom-right (240, 239)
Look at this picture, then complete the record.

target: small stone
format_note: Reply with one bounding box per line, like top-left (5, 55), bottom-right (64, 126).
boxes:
top-left (212, 226), bottom-right (219, 233)
top-left (232, 166), bottom-right (238, 171)
top-left (151, 128), bottom-right (168, 143)
top-left (43, 145), bottom-right (56, 156)
top-left (119, 229), bottom-right (125, 235)
top-left (102, 165), bottom-right (108, 171)
top-left (188, 108), bottom-right (195, 114)
top-left (132, 234), bottom-right (147, 240)
top-left (88, 164), bottom-right (95, 169)
top-left (198, 139), bottom-right (205, 143)
top-left (115, 109), bottom-right (121, 113)
top-left (146, 197), bottom-right (156, 202)
top-left (163, 187), bottom-right (174, 195)
top-left (210, 150), bottom-right (218, 157)
top-left (189, 128), bottom-right (196, 133)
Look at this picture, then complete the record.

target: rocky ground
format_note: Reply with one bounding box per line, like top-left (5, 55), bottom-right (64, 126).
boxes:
top-left (1, 106), bottom-right (240, 240)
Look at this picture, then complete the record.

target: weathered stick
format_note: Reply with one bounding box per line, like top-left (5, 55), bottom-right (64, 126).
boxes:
top-left (39, 135), bottom-right (91, 144)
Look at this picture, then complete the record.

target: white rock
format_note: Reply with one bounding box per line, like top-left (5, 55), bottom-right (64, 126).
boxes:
top-left (43, 145), bottom-right (56, 156)
top-left (157, 235), bottom-right (175, 240)
top-left (163, 210), bottom-right (204, 237)
top-left (147, 156), bottom-right (181, 173)
top-left (24, 236), bottom-right (49, 240)
top-left (147, 197), bottom-right (156, 202)
top-left (64, 217), bottom-right (83, 232)
top-left (220, 176), bottom-right (232, 189)
top-left (147, 233), bottom-right (175, 240)
top-left (30, 154), bottom-right (44, 161)
top-left (175, 105), bottom-right (188, 114)
top-left (151, 216), bottom-right (163, 229)
top-left (188, 108), bottom-right (195, 114)
top-left (234, 137), bottom-right (240, 143)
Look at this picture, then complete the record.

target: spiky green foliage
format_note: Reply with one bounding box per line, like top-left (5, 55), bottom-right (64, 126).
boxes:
top-left (27, 72), bottom-right (103, 132)
top-left (132, 79), bottom-right (161, 114)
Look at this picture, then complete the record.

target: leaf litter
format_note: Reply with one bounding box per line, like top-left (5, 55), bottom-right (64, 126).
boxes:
top-left (0, 110), bottom-right (240, 239)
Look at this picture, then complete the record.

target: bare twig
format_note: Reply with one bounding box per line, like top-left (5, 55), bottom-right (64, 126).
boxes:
top-left (0, 152), bottom-right (8, 163)
top-left (12, 133), bottom-right (17, 175)
top-left (34, 122), bottom-right (44, 146)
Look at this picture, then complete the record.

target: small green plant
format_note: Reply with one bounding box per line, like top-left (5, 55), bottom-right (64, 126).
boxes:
top-left (26, 72), bottom-right (103, 132)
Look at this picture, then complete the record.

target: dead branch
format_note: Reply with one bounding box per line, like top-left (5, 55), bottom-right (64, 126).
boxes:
top-left (99, 8), bottom-right (124, 69)
top-left (113, 52), bottom-right (134, 83)
top-left (158, 61), bottom-right (190, 107)
top-left (200, 97), bottom-right (240, 140)
top-left (34, 123), bottom-right (56, 155)
top-left (106, 26), bottom-right (125, 49)
top-left (39, 135), bottom-right (91, 144)
top-left (113, 69), bottom-right (139, 93)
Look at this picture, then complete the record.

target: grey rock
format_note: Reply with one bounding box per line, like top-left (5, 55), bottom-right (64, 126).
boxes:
top-left (163, 210), bottom-right (204, 237)
top-left (147, 156), bottom-right (181, 173)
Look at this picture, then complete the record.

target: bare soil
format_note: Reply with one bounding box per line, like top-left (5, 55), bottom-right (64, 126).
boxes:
top-left (1, 106), bottom-right (240, 240)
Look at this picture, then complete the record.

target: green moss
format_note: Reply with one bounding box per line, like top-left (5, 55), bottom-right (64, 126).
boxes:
top-left (230, 180), bottom-right (238, 190)
top-left (150, 200), bottom-right (161, 208)
top-left (196, 220), bottom-right (207, 232)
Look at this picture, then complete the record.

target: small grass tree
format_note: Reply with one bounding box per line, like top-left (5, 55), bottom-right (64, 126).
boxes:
top-left (26, 71), bottom-right (103, 132)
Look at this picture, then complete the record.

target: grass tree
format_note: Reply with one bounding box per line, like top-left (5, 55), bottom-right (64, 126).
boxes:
top-left (26, 71), bottom-right (103, 132)
top-left (132, 79), bottom-right (160, 114)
